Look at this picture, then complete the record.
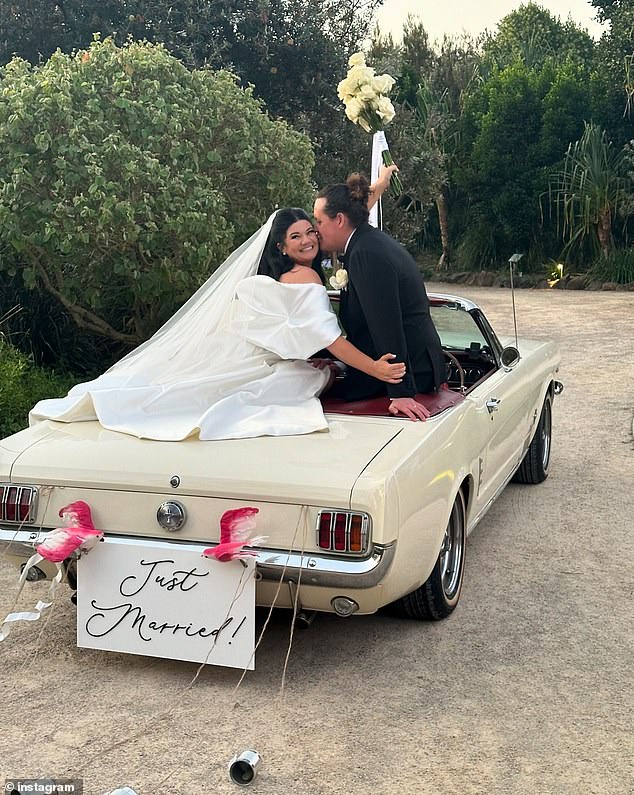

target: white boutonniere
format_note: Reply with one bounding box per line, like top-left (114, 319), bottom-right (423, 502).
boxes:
top-left (329, 268), bottom-right (348, 290)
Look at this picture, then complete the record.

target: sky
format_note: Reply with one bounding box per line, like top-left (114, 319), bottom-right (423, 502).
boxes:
top-left (373, 0), bottom-right (606, 42)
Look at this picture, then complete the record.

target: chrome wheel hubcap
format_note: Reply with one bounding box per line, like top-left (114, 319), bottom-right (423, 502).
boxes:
top-left (541, 400), bottom-right (552, 471)
top-left (440, 499), bottom-right (464, 600)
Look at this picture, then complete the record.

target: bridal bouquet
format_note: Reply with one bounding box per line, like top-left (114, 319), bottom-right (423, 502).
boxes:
top-left (337, 52), bottom-right (402, 196)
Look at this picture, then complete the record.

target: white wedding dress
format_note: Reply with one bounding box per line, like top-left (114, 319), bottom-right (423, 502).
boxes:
top-left (30, 276), bottom-right (341, 441)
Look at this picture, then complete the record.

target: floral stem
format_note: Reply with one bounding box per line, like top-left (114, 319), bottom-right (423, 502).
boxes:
top-left (381, 149), bottom-right (403, 197)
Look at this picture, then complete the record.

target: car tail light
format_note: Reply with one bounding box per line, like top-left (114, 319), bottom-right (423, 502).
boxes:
top-left (0, 484), bottom-right (38, 524)
top-left (316, 510), bottom-right (370, 555)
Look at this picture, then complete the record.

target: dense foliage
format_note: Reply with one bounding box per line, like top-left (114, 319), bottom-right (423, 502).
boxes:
top-left (366, 2), bottom-right (634, 274)
top-left (0, 338), bottom-right (74, 438)
top-left (0, 39), bottom-right (314, 344)
top-left (0, 0), bottom-right (381, 187)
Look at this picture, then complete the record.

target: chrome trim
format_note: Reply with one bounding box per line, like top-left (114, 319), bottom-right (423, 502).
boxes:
top-left (0, 526), bottom-right (48, 556)
top-left (328, 289), bottom-right (480, 313)
top-left (0, 484), bottom-right (38, 524)
top-left (0, 529), bottom-right (397, 590)
top-left (427, 292), bottom-right (481, 312)
top-left (256, 544), bottom-right (395, 588)
top-left (315, 509), bottom-right (370, 556)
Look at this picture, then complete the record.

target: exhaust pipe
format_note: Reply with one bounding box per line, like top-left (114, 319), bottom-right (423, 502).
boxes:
top-left (229, 749), bottom-right (262, 786)
top-left (294, 610), bottom-right (317, 630)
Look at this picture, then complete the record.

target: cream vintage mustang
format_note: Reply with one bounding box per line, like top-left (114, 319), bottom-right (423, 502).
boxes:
top-left (0, 293), bottom-right (561, 624)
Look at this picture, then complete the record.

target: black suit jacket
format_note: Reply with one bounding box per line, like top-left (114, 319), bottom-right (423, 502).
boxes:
top-left (338, 223), bottom-right (445, 401)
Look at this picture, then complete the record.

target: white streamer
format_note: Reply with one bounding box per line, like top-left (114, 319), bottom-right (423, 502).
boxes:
top-left (0, 561), bottom-right (64, 641)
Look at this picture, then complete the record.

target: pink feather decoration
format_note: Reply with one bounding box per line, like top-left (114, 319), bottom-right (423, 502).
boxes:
top-left (202, 507), bottom-right (265, 562)
top-left (36, 500), bottom-right (103, 563)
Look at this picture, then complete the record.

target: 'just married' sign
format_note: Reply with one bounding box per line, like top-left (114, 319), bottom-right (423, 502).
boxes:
top-left (77, 541), bottom-right (256, 669)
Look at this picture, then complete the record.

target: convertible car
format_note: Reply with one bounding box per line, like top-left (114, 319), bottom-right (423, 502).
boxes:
top-left (0, 292), bottom-right (561, 632)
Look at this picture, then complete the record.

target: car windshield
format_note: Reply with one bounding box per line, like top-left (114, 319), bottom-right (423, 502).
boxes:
top-left (430, 304), bottom-right (489, 351)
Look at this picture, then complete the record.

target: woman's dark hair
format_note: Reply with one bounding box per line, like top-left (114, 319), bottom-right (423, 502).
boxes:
top-left (315, 172), bottom-right (370, 228)
top-left (257, 207), bottom-right (325, 283)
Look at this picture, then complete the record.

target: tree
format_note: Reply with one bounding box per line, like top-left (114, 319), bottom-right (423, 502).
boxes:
top-left (454, 57), bottom-right (595, 269)
top-left (0, 0), bottom-right (140, 64)
top-left (411, 82), bottom-right (454, 267)
top-left (450, 5), bottom-right (598, 270)
top-left (589, 0), bottom-right (634, 145)
top-left (0, 39), bottom-right (314, 345)
top-left (413, 36), bottom-right (482, 269)
top-left (481, 3), bottom-right (594, 72)
top-left (365, 28), bottom-right (447, 252)
top-left (0, 0), bottom-right (384, 188)
top-left (548, 122), bottom-right (629, 259)
top-left (378, 106), bottom-right (447, 249)
top-left (397, 16), bottom-right (435, 105)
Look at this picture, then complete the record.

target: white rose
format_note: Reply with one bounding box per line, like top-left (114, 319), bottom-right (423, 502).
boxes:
top-left (347, 65), bottom-right (375, 87)
top-left (337, 76), bottom-right (356, 101)
top-left (329, 268), bottom-right (349, 290)
top-left (373, 73), bottom-right (396, 94)
top-left (358, 83), bottom-right (377, 102)
top-left (357, 116), bottom-right (372, 133)
top-left (344, 98), bottom-right (364, 122)
top-left (375, 96), bottom-right (395, 124)
top-left (348, 52), bottom-right (366, 67)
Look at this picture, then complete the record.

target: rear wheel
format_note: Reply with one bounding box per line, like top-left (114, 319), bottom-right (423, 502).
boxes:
top-left (512, 393), bottom-right (552, 484)
top-left (392, 490), bottom-right (466, 620)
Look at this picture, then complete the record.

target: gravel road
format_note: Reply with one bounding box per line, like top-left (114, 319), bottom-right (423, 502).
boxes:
top-left (1, 284), bottom-right (632, 795)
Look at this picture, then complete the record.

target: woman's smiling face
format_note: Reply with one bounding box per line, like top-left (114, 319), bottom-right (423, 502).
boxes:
top-left (281, 220), bottom-right (319, 266)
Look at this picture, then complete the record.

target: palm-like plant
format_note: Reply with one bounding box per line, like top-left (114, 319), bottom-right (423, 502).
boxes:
top-left (549, 122), bottom-right (629, 258)
top-left (413, 81), bottom-right (455, 269)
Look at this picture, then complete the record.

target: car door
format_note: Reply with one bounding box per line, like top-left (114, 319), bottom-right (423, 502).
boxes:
top-left (472, 357), bottom-right (537, 506)
top-left (435, 302), bottom-right (534, 510)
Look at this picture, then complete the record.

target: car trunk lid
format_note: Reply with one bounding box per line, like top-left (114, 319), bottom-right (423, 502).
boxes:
top-left (9, 419), bottom-right (402, 506)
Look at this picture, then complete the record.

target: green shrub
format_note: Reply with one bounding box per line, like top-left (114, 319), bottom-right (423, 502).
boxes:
top-left (590, 248), bottom-right (634, 284)
top-left (0, 38), bottom-right (314, 346)
top-left (0, 271), bottom-right (125, 374)
top-left (0, 339), bottom-right (75, 438)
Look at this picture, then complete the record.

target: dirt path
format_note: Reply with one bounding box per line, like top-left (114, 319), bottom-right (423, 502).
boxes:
top-left (1, 285), bottom-right (633, 795)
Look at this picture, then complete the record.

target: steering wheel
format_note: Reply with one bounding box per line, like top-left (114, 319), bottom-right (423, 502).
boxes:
top-left (444, 351), bottom-right (466, 393)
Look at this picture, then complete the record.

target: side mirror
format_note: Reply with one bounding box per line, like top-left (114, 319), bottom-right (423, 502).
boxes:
top-left (501, 346), bottom-right (520, 369)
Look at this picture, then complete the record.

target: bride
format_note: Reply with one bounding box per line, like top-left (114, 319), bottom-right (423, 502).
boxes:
top-left (30, 170), bottom-right (403, 441)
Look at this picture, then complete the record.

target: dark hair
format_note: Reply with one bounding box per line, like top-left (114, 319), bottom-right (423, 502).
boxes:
top-left (316, 172), bottom-right (370, 228)
top-left (257, 207), bottom-right (325, 283)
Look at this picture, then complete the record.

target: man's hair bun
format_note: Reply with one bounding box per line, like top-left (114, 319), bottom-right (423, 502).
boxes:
top-left (316, 172), bottom-right (371, 228)
top-left (346, 172), bottom-right (370, 205)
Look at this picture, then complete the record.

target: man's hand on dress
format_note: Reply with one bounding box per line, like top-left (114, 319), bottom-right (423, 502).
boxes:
top-left (388, 397), bottom-right (431, 421)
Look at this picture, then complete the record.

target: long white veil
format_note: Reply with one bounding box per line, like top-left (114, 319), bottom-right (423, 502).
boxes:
top-left (81, 211), bottom-right (278, 387)
top-left (30, 209), bottom-right (344, 440)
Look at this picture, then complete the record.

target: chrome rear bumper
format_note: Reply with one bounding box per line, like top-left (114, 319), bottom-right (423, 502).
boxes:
top-left (0, 528), bottom-right (395, 590)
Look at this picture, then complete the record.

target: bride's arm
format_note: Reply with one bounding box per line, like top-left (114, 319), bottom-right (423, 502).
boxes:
top-left (272, 274), bottom-right (404, 381)
top-left (368, 164), bottom-right (399, 211)
top-left (326, 336), bottom-right (405, 383)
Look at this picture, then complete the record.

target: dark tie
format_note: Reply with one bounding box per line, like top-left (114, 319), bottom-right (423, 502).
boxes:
top-left (338, 252), bottom-right (347, 266)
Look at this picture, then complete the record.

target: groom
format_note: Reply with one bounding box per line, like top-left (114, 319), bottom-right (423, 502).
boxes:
top-left (313, 176), bottom-right (446, 421)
